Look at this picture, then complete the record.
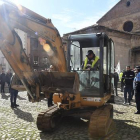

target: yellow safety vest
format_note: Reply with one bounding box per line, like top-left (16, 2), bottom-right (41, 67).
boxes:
top-left (83, 56), bottom-right (99, 70)
top-left (119, 72), bottom-right (123, 82)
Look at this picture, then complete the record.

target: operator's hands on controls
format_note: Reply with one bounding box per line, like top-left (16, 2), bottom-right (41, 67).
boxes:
top-left (87, 68), bottom-right (91, 71)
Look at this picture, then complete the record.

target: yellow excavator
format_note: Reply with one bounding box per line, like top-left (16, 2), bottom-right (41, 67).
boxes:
top-left (0, 0), bottom-right (115, 138)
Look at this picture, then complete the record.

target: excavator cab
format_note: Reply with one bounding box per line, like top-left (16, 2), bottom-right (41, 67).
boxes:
top-left (67, 33), bottom-right (114, 98)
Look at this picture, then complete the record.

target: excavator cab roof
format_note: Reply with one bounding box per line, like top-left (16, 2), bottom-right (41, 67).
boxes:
top-left (68, 33), bottom-right (109, 48)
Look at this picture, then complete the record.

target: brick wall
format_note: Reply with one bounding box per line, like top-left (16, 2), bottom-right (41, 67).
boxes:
top-left (97, 0), bottom-right (140, 32)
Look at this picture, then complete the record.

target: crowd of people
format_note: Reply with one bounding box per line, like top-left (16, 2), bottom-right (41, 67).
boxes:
top-left (0, 70), bottom-right (12, 93)
top-left (115, 66), bottom-right (140, 114)
top-left (0, 65), bottom-right (55, 109)
top-left (0, 70), bottom-right (19, 108)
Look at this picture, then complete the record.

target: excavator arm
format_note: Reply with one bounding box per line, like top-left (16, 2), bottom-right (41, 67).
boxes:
top-left (0, 0), bottom-right (79, 102)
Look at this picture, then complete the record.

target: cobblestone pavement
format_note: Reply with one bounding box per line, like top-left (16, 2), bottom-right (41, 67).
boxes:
top-left (0, 90), bottom-right (140, 140)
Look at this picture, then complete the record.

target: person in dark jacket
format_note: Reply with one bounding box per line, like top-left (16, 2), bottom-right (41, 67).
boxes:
top-left (9, 74), bottom-right (19, 108)
top-left (6, 70), bottom-right (12, 87)
top-left (47, 65), bottom-right (54, 107)
top-left (121, 66), bottom-right (135, 105)
top-left (0, 70), bottom-right (6, 93)
top-left (133, 66), bottom-right (140, 114)
top-left (114, 70), bottom-right (119, 96)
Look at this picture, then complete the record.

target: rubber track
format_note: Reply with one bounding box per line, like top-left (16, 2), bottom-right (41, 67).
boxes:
top-left (37, 105), bottom-right (61, 131)
top-left (89, 104), bottom-right (114, 138)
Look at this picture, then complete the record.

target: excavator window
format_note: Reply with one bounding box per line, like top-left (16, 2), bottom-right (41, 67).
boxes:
top-left (70, 41), bottom-right (80, 70)
top-left (69, 41), bottom-right (101, 96)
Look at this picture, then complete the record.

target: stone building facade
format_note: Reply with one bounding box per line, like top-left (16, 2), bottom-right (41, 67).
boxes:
top-left (97, 0), bottom-right (140, 33)
top-left (97, 0), bottom-right (140, 69)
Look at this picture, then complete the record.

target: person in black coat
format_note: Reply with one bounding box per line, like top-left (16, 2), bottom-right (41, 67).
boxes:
top-left (121, 66), bottom-right (135, 105)
top-left (47, 65), bottom-right (54, 107)
top-left (9, 74), bottom-right (19, 108)
top-left (0, 70), bottom-right (6, 93)
top-left (6, 70), bottom-right (12, 87)
top-left (114, 70), bottom-right (119, 96)
top-left (133, 66), bottom-right (140, 114)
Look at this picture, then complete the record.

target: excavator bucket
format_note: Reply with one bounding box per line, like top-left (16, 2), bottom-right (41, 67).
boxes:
top-left (11, 71), bottom-right (79, 101)
top-left (24, 71), bottom-right (79, 94)
top-left (39, 71), bottom-right (79, 94)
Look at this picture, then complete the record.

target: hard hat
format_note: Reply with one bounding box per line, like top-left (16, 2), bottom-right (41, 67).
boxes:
top-left (86, 50), bottom-right (94, 56)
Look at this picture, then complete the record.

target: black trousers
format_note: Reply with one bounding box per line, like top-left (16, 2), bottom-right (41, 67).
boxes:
top-left (124, 86), bottom-right (132, 103)
top-left (48, 93), bottom-right (53, 106)
top-left (135, 92), bottom-right (140, 113)
top-left (114, 84), bottom-right (118, 96)
top-left (1, 83), bottom-right (5, 93)
top-left (121, 82), bottom-right (124, 92)
top-left (10, 89), bottom-right (18, 105)
top-left (131, 90), bottom-right (134, 99)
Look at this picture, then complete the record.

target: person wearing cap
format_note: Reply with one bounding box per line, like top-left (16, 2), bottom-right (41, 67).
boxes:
top-left (9, 74), bottom-right (19, 108)
top-left (133, 66), bottom-right (140, 114)
top-left (0, 70), bottom-right (6, 93)
top-left (83, 50), bottom-right (99, 70)
top-left (121, 66), bottom-right (135, 105)
top-left (47, 65), bottom-right (54, 107)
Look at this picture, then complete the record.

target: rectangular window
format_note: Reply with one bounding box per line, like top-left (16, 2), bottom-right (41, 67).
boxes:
top-left (77, 71), bottom-right (100, 97)
top-left (31, 38), bottom-right (38, 49)
top-left (70, 42), bottom-right (100, 96)
top-left (70, 41), bottom-right (80, 70)
top-left (103, 47), bottom-right (107, 74)
top-left (33, 56), bottom-right (39, 65)
top-left (43, 57), bottom-right (48, 64)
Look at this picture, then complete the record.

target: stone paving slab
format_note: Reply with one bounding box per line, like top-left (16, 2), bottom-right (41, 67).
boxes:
top-left (0, 90), bottom-right (140, 140)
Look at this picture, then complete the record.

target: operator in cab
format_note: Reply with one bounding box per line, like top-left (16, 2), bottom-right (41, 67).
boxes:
top-left (83, 50), bottom-right (99, 70)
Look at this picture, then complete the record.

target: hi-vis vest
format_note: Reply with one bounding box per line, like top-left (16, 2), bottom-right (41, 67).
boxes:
top-left (119, 72), bottom-right (123, 82)
top-left (83, 56), bottom-right (99, 70)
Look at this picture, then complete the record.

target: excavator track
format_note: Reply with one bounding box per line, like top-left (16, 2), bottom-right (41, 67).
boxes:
top-left (89, 104), bottom-right (114, 138)
top-left (37, 105), bottom-right (62, 132)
